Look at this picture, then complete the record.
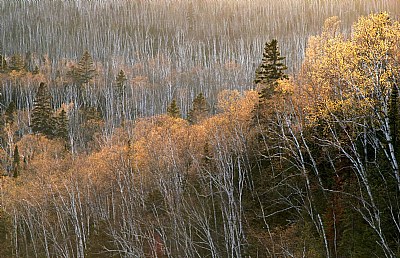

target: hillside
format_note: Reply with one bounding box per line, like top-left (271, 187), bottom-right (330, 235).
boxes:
top-left (0, 1), bottom-right (400, 257)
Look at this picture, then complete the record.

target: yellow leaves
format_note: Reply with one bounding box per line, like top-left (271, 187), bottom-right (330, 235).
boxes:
top-left (353, 14), bottom-right (400, 90)
top-left (217, 90), bottom-right (241, 113)
top-left (353, 12), bottom-right (399, 51)
top-left (300, 13), bottom-right (400, 127)
top-left (9, 70), bottom-right (25, 79)
top-left (217, 89), bottom-right (258, 122)
top-left (128, 90), bottom-right (258, 178)
top-left (131, 115), bottom-right (192, 176)
top-left (276, 79), bottom-right (295, 95)
top-left (18, 135), bottom-right (65, 161)
top-left (322, 16), bottom-right (341, 38)
top-left (16, 135), bottom-right (69, 186)
top-left (79, 145), bottom-right (128, 188)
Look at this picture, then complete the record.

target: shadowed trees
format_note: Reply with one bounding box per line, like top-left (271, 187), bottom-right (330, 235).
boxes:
top-left (31, 82), bottom-right (54, 137)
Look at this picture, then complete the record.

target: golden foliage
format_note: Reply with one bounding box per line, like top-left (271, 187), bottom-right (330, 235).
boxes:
top-left (299, 13), bottom-right (400, 126)
top-left (217, 89), bottom-right (258, 122)
top-left (131, 115), bottom-right (192, 178)
top-left (18, 135), bottom-right (65, 162)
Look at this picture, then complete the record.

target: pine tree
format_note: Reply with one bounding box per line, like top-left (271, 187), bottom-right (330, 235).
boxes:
top-left (188, 93), bottom-right (209, 124)
top-left (167, 99), bottom-right (181, 118)
top-left (12, 145), bottom-right (20, 178)
top-left (54, 109), bottom-right (69, 142)
top-left (31, 82), bottom-right (54, 137)
top-left (75, 50), bottom-right (96, 85)
top-left (254, 39), bottom-right (288, 100)
top-left (115, 69), bottom-right (127, 98)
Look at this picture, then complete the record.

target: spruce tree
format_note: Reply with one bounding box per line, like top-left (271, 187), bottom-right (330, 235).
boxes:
top-left (188, 93), bottom-right (209, 124)
top-left (12, 145), bottom-right (20, 178)
top-left (167, 99), bottom-right (181, 118)
top-left (75, 50), bottom-right (96, 85)
top-left (115, 69), bottom-right (127, 99)
top-left (254, 39), bottom-right (288, 100)
top-left (54, 109), bottom-right (69, 142)
top-left (31, 82), bottom-right (54, 137)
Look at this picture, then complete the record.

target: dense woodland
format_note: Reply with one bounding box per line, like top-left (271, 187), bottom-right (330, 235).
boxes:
top-left (1, 1), bottom-right (400, 258)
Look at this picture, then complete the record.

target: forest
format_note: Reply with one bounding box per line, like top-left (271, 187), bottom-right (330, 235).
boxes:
top-left (1, 0), bottom-right (400, 257)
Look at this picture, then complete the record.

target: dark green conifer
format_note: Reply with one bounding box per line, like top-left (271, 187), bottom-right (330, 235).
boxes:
top-left (167, 99), bottom-right (181, 118)
top-left (54, 109), bottom-right (69, 142)
top-left (254, 39), bottom-right (288, 100)
top-left (115, 69), bottom-right (127, 98)
top-left (75, 50), bottom-right (96, 85)
top-left (12, 145), bottom-right (20, 178)
top-left (31, 82), bottom-right (54, 137)
top-left (188, 93), bottom-right (209, 124)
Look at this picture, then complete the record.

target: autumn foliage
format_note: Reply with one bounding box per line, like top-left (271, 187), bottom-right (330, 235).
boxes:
top-left (1, 12), bottom-right (400, 258)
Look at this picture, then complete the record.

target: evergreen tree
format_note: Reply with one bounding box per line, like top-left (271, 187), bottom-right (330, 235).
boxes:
top-left (167, 99), bottom-right (181, 118)
top-left (31, 82), bottom-right (54, 137)
top-left (8, 54), bottom-right (25, 72)
top-left (12, 145), bottom-right (20, 178)
top-left (188, 92), bottom-right (209, 124)
top-left (254, 39), bottom-right (288, 100)
top-left (115, 69), bottom-right (127, 98)
top-left (75, 50), bottom-right (96, 85)
top-left (54, 109), bottom-right (69, 142)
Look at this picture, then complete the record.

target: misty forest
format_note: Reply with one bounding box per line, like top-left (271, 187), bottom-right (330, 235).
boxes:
top-left (1, 0), bottom-right (400, 257)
